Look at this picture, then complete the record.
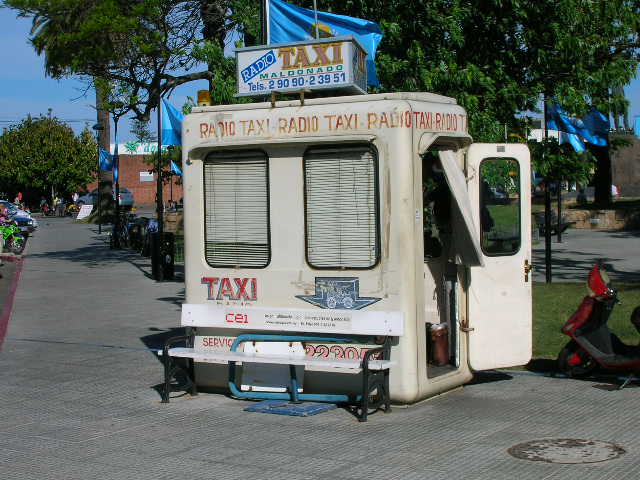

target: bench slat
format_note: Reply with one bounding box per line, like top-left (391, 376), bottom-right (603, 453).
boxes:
top-left (167, 347), bottom-right (394, 371)
top-left (181, 304), bottom-right (404, 336)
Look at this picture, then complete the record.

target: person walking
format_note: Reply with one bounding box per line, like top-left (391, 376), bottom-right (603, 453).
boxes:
top-left (57, 197), bottom-right (66, 217)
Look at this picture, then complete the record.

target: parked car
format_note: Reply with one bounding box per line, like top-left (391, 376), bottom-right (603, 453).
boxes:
top-left (0, 200), bottom-right (38, 233)
top-left (115, 187), bottom-right (134, 209)
top-left (77, 187), bottom-right (134, 209)
top-left (76, 190), bottom-right (98, 207)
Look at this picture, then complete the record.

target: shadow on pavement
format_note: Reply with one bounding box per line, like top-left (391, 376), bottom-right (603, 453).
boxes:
top-left (26, 232), bottom-right (185, 282)
top-left (533, 249), bottom-right (640, 282)
top-left (468, 370), bottom-right (513, 385)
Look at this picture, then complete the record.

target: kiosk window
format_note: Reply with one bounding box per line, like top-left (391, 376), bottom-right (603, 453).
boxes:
top-left (479, 158), bottom-right (521, 256)
top-left (304, 145), bottom-right (379, 269)
top-left (203, 150), bottom-right (270, 268)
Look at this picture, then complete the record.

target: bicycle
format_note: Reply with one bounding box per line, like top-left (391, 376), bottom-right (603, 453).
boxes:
top-left (109, 213), bottom-right (131, 249)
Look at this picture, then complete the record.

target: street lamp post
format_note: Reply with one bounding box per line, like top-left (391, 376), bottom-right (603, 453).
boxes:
top-left (92, 123), bottom-right (104, 234)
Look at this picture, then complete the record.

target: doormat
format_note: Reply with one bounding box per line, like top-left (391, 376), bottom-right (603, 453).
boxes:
top-left (244, 400), bottom-right (337, 417)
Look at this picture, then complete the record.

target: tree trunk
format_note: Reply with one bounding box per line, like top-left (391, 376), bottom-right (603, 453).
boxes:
top-left (199, 0), bottom-right (229, 91)
top-left (590, 144), bottom-right (612, 206)
top-left (95, 82), bottom-right (114, 222)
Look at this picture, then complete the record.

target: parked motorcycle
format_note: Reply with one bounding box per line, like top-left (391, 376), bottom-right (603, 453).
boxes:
top-left (66, 203), bottom-right (79, 217)
top-left (42, 203), bottom-right (55, 216)
top-left (0, 222), bottom-right (27, 254)
top-left (558, 264), bottom-right (640, 388)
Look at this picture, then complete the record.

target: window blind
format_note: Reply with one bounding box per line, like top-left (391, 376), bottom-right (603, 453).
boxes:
top-left (203, 151), bottom-right (270, 268)
top-left (304, 145), bottom-right (379, 269)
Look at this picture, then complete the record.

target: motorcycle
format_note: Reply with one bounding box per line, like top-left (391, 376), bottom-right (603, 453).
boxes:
top-left (42, 203), bottom-right (55, 216)
top-left (66, 203), bottom-right (79, 217)
top-left (558, 264), bottom-right (640, 389)
top-left (0, 222), bottom-right (27, 254)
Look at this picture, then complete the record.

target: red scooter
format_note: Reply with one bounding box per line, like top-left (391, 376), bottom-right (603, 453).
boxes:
top-left (558, 264), bottom-right (640, 388)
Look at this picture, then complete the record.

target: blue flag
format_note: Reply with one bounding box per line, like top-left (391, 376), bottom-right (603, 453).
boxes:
top-left (634, 115), bottom-right (640, 138)
top-left (560, 132), bottom-right (586, 153)
top-left (546, 103), bottom-right (608, 148)
top-left (99, 148), bottom-right (113, 171)
top-left (268, 0), bottom-right (383, 86)
top-left (170, 160), bottom-right (183, 176)
top-left (162, 98), bottom-right (184, 146)
top-left (113, 140), bottom-right (119, 184)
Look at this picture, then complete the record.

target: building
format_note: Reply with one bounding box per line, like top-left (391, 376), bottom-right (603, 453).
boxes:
top-left (86, 144), bottom-right (183, 207)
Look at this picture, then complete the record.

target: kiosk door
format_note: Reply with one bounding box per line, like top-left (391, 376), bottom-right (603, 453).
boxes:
top-left (466, 144), bottom-right (532, 370)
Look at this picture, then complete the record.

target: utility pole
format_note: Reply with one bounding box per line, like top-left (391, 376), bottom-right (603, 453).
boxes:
top-left (155, 97), bottom-right (164, 281)
top-left (543, 99), bottom-right (552, 283)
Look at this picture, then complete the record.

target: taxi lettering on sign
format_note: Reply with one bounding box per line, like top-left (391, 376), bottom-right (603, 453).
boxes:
top-left (201, 277), bottom-right (258, 301)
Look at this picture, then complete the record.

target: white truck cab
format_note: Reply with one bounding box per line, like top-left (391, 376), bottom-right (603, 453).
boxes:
top-left (179, 92), bottom-right (532, 403)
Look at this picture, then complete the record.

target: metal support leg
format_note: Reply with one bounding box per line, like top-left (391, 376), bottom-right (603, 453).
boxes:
top-left (619, 374), bottom-right (635, 390)
top-left (162, 350), bottom-right (171, 404)
top-left (359, 366), bottom-right (371, 422)
top-left (289, 365), bottom-right (300, 403)
top-left (161, 335), bottom-right (194, 403)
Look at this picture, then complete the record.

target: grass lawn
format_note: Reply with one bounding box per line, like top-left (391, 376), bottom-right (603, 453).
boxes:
top-left (533, 281), bottom-right (640, 359)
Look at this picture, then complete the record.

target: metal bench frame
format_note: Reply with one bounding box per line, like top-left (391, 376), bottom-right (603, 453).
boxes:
top-left (161, 332), bottom-right (393, 422)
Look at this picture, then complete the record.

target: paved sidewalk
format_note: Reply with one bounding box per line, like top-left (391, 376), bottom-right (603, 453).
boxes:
top-left (2, 219), bottom-right (640, 479)
top-left (533, 229), bottom-right (640, 283)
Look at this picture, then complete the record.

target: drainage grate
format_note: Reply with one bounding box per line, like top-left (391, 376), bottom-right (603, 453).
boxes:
top-left (508, 438), bottom-right (625, 464)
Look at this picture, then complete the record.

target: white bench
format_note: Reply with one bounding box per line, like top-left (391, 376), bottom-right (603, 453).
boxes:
top-left (161, 304), bottom-right (404, 422)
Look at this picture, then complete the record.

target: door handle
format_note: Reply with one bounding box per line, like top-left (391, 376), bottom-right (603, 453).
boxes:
top-left (524, 260), bottom-right (533, 282)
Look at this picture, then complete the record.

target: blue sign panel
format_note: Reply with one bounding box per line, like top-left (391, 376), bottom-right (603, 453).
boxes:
top-left (296, 277), bottom-right (380, 310)
top-left (241, 50), bottom-right (277, 83)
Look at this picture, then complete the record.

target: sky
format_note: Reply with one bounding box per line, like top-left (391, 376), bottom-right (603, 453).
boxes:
top-left (1, 8), bottom-right (639, 142)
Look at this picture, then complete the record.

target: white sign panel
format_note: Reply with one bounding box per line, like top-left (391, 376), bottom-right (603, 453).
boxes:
top-left (76, 204), bottom-right (93, 220)
top-left (236, 36), bottom-right (367, 97)
top-left (181, 304), bottom-right (404, 336)
top-left (139, 171), bottom-right (154, 182)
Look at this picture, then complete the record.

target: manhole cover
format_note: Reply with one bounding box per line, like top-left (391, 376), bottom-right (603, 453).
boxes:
top-left (508, 438), bottom-right (625, 464)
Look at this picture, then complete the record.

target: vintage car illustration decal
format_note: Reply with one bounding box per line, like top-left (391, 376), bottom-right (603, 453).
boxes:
top-left (296, 277), bottom-right (381, 310)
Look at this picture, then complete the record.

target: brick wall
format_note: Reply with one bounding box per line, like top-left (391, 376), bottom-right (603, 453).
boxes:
top-left (86, 154), bottom-right (183, 206)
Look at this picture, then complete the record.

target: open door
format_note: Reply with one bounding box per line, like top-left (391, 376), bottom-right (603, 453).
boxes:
top-left (466, 144), bottom-right (532, 370)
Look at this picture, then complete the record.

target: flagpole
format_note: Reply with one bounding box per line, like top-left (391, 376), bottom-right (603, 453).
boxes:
top-left (543, 97), bottom-right (552, 283)
top-left (156, 97), bottom-right (164, 281)
top-left (313, 0), bottom-right (319, 39)
top-left (113, 120), bottom-right (120, 248)
top-left (262, 0), bottom-right (269, 44)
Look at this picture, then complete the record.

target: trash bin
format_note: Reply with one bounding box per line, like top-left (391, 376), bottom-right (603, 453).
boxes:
top-left (428, 324), bottom-right (449, 366)
top-left (151, 232), bottom-right (175, 281)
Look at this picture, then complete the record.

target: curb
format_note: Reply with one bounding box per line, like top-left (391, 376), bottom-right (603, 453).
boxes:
top-left (0, 257), bottom-right (25, 349)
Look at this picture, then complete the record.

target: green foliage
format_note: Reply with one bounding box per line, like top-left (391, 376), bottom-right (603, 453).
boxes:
top-left (5, 0), bottom-right (226, 121)
top-left (529, 137), bottom-right (595, 185)
top-left (130, 119), bottom-right (156, 145)
top-left (191, 41), bottom-right (245, 106)
top-left (0, 116), bottom-right (97, 199)
top-left (320, 0), bottom-right (639, 141)
top-left (142, 145), bottom-right (181, 186)
top-left (481, 159), bottom-right (520, 194)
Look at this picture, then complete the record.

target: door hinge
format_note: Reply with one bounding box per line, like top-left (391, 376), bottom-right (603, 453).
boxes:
top-left (524, 259), bottom-right (534, 282)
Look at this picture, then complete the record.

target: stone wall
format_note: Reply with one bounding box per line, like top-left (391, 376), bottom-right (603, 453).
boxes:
top-left (564, 208), bottom-right (640, 230)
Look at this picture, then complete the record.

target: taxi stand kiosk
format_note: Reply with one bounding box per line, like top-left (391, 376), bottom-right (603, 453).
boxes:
top-left (163, 69), bottom-right (532, 419)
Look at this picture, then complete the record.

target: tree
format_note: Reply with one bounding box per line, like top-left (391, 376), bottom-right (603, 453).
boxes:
top-left (5, 0), bottom-right (240, 120)
top-left (529, 138), bottom-right (595, 190)
top-left (0, 116), bottom-right (96, 204)
top-left (320, 0), bottom-right (639, 151)
top-left (130, 119), bottom-right (157, 145)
